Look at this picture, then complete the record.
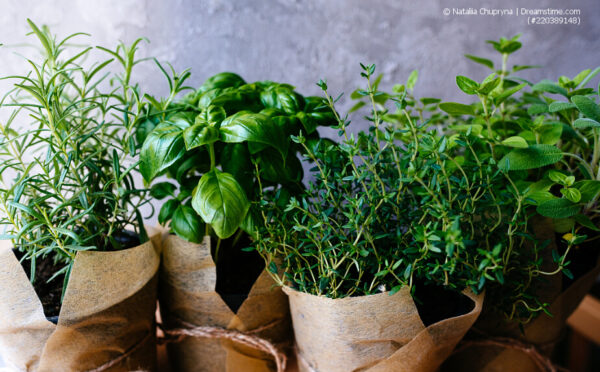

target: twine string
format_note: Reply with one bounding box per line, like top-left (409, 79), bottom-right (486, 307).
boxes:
top-left (158, 318), bottom-right (288, 372)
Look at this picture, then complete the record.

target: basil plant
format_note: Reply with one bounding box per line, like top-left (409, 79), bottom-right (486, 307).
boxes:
top-left (139, 70), bottom-right (334, 251)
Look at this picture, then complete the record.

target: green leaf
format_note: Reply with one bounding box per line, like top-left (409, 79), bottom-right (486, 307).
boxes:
top-left (574, 214), bottom-right (600, 232)
top-left (548, 101), bottom-right (576, 112)
top-left (158, 199), bottom-right (179, 225)
top-left (574, 180), bottom-right (600, 203)
top-left (501, 136), bottom-right (528, 148)
top-left (198, 72), bottom-right (246, 94)
top-left (140, 122), bottom-right (185, 182)
top-left (537, 198), bottom-right (581, 219)
top-left (527, 104), bottom-right (549, 115)
top-left (191, 169), bottom-right (250, 239)
top-left (150, 182), bottom-right (177, 200)
top-left (439, 102), bottom-right (475, 116)
top-left (571, 95), bottom-right (600, 122)
top-left (572, 69), bottom-right (591, 87)
top-left (578, 66), bottom-right (600, 88)
top-left (561, 188), bottom-right (581, 203)
top-left (406, 70), bottom-right (418, 91)
top-left (220, 143), bottom-right (254, 194)
top-left (464, 54), bottom-right (494, 69)
top-left (171, 204), bottom-right (205, 243)
top-left (494, 83), bottom-right (527, 105)
top-left (532, 82), bottom-right (568, 97)
top-left (348, 101), bottom-right (366, 113)
top-left (456, 76), bottom-right (479, 95)
top-left (220, 112), bottom-right (288, 157)
top-left (537, 123), bottom-right (563, 145)
top-left (198, 105), bottom-right (227, 127)
top-left (478, 75), bottom-right (501, 95)
top-left (498, 144), bottom-right (563, 171)
top-left (239, 204), bottom-right (261, 239)
top-left (573, 118), bottom-right (600, 129)
top-left (183, 123), bottom-right (220, 149)
top-left (548, 170), bottom-right (568, 185)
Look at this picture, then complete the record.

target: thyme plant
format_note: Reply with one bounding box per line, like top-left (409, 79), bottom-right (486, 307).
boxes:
top-left (0, 20), bottom-right (150, 296)
top-left (254, 65), bottom-right (534, 316)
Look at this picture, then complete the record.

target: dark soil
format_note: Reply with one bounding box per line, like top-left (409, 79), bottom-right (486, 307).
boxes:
top-left (413, 282), bottom-right (475, 327)
top-left (14, 249), bottom-right (65, 319)
top-left (14, 230), bottom-right (140, 320)
top-left (214, 233), bottom-right (265, 313)
top-left (556, 228), bottom-right (600, 289)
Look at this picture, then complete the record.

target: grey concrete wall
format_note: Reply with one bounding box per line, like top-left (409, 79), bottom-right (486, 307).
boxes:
top-left (1, 0), bottom-right (598, 106)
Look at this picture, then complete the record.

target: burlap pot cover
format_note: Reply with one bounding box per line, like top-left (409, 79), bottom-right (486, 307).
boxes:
top-left (159, 234), bottom-right (291, 372)
top-left (284, 286), bottom-right (483, 372)
top-left (0, 227), bottom-right (162, 372)
top-left (441, 219), bottom-right (600, 372)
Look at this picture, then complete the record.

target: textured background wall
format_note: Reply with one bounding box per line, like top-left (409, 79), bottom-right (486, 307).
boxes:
top-left (0, 0), bottom-right (599, 366)
top-left (1, 0), bottom-right (599, 104)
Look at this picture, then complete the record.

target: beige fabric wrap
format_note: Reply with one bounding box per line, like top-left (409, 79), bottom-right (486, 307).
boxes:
top-left (284, 286), bottom-right (483, 372)
top-left (159, 234), bottom-right (291, 372)
top-left (0, 227), bottom-right (161, 372)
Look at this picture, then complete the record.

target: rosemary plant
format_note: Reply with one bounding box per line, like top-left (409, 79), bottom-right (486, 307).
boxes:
top-left (0, 20), bottom-right (150, 297)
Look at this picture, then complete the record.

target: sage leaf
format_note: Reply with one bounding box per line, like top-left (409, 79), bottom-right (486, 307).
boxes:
top-left (574, 180), bottom-right (600, 203)
top-left (537, 198), bottom-right (580, 219)
top-left (498, 144), bottom-right (563, 171)
top-left (573, 118), bottom-right (600, 129)
top-left (548, 101), bottom-right (576, 112)
top-left (571, 95), bottom-right (600, 122)
top-left (532, 82), bottom-right (568, 97)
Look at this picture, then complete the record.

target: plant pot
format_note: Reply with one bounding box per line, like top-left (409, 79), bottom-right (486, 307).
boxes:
top-left (159, 234), bottom-right (291, 372)
top-left (441, 220), bottom-right (600, 372)
top-left (0, 227), bottom-right (162, 372)
top-left (284, 285), bottom-right (483, 372)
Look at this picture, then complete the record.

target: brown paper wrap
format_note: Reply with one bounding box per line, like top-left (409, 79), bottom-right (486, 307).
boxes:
top-left (0, 227), bottom-right (161, 372)
top-left (442, 219), bottom-right (600, 372)
top-left (284, 286), bottom-right (483, 372)
top-left (159, 234), bottom-right (291, 372)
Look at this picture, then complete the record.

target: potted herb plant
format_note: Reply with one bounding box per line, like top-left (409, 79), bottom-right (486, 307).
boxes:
top-left (251, 64), bottom-right (544, 372)
top-left (139, 68), bottom-right (334, 371)
top-left (0, 21), bottom-right (160, 371)
top-left (438, 36), bottom-right (600, 371)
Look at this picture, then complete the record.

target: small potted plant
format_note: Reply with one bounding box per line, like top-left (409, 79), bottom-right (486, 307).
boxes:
top-left (251, 64), bottom-right (540, 372)
top-left (139, 68), bottom-right (334, 371)
top-left (439, 36), bottom-right (600, 371)
top-left (0, 21), bottom-right (160, 371)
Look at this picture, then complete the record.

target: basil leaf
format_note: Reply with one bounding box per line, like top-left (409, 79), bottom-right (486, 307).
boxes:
top-left (191, 169), bottom-right (250, 239)
top-left (140, 122), bottom-right (185, 182)
top-left (171, 204), bottom-right (205, 243)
